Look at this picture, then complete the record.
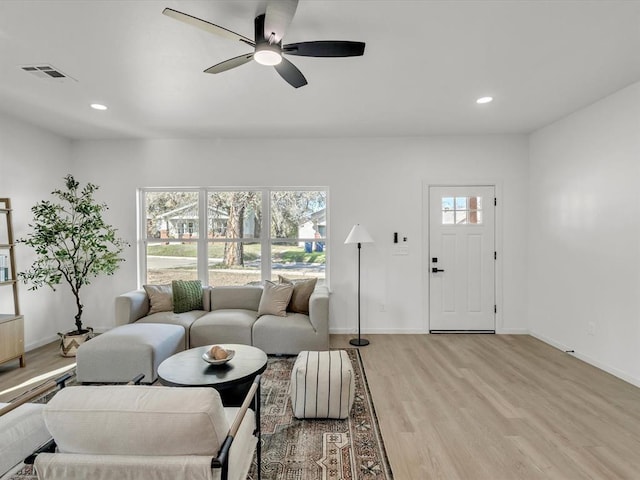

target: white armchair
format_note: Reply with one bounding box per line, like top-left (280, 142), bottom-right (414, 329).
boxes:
top-left (0, 373), bottom-right (72, 478)
top-left (31, 377), bottom-right (261, 480)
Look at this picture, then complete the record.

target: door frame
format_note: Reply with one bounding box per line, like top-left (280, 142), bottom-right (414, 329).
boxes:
top-left (422, 180), bottom-right (504, 333)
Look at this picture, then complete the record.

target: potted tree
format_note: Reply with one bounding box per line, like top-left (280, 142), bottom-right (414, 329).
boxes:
top-left (19, 174), bottom-right (128, 356)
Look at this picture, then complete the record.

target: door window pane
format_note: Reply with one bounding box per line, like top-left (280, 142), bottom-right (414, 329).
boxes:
top-left (441, 196), bottom-right (484, 225)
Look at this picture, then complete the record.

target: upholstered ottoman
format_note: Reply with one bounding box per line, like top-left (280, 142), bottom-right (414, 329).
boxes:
top-left (290, 350), bottom-right (355, 419)
top-left (76, 323), bottom-right (185, 384)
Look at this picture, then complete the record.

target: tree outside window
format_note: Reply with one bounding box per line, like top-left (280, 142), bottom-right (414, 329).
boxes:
top-left (142, 188), bottom-right (327, 286)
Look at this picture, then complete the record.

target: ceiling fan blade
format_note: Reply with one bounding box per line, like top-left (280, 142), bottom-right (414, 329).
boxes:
top-left (274, 58), bottom-right (307, 88)
top-left (163, 8), bottom-right (255, 47)
top-left (204, 54), bottom-right (254, 74)
top-left (283, 41), bottom-right (365, 57)
top-left (264, 0), bottom-right (299, 43)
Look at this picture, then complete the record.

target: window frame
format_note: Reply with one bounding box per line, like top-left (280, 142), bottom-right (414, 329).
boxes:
top-left (138, 187), bottom-right (329, 286)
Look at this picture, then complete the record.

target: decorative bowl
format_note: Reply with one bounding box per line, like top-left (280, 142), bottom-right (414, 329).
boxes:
top-left (202, 348), bottom-right (235, 365)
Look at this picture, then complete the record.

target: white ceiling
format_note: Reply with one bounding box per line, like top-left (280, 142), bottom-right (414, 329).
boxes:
top-left (0, 0), bottom-right (639, 140)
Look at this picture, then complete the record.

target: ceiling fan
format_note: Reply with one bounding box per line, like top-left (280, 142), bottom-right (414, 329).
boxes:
top-left (162, 0), bottom-right (365, 88)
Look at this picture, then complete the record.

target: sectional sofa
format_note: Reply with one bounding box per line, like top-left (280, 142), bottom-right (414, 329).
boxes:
top-left (114, 284), bottom-right (330, 355)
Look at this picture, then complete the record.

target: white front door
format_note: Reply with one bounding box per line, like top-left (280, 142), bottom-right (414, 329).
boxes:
top-left (429, 186), bottom-right (496, 332)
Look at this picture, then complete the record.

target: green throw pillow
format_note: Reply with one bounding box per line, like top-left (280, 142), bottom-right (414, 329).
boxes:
top-left (172, 280), bottom-right (203, 313)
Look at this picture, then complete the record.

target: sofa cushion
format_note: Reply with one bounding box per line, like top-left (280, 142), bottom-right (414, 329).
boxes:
top-left (143, 284), bottom-right (173, 314)
top-left (211, 286), bottom-right (263, 311)
top-left (173, 280), bottom-right (203, 313)
top-left (190, 310), bottom-right (257, 347)
top-left (258, 281), bottom-right (293, 317)
top-left (43, 385), bottom-right (229, 456)
top-left (278, 276), bottom-right (318, 314)
top-left (253, 313), bottom-right (323, 355)
top-left (139, 309), bottom-right (207, 329)
top-left (35, 403), bottom-right (258, 480)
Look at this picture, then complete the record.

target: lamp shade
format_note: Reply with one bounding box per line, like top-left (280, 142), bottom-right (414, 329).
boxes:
top-left (344, 224), bottom-right (374, 244)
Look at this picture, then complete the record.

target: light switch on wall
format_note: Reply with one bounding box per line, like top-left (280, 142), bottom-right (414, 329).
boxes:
top-left (392, 245), bottom-right (409, 255)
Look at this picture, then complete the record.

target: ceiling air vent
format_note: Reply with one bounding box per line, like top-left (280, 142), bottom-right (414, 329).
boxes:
top-left (20, 64), bottom-right (77, 81)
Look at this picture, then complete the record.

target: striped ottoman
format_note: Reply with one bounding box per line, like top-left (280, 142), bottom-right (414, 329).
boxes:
top-left (290, 350), bottom-right (355, 419)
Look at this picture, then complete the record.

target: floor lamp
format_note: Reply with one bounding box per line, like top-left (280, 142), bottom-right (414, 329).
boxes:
top-left (344, 224), bottom-right (374, 347)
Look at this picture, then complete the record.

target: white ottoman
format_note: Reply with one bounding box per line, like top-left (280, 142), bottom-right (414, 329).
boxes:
top-left (76, 323), bottom-right (185, 384)
top-left (290, 350), bottom-right (355, 419)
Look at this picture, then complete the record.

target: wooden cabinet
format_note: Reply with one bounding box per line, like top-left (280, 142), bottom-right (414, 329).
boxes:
top-left (0, 315), bottom-right (24, 366)
top-left (0, 198), bottom-right (25, 367)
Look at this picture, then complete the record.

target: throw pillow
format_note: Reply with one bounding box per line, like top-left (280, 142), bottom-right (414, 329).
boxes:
top-left (258, 281), bottom-right (294, 317)
top-left (278, 275), bottom-right (318, 314)
top-left (143, 284), bottom-right (173, 315)
top-left (172, 280), bottom-right (203, 314)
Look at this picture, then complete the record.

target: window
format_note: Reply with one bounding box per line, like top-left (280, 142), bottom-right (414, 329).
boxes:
top-left (141, 188), bottom-right (327, 286)
top-left (442, 196), bottom-right (483, 225)
top-left (270, 191), bottom-right (327, 281)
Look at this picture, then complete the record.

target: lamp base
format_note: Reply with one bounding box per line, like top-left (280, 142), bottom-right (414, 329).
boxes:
top-left (349, 338), bottom-right (370, 347)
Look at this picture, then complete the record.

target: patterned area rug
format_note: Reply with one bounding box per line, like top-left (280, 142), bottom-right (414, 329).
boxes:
top-left (6, 349), bottom-right (393, 480)
top-left (248, 349), bottom-right (393, 480)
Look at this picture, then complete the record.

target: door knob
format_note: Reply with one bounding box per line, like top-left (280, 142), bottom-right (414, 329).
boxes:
top-left (432, 267), bottom-right (445, 273)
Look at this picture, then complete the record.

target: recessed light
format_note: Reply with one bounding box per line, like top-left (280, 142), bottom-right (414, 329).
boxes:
top-left (90, 103), bottom-right (108, 111)
top-left (476, 96), bottom-right (493, 104)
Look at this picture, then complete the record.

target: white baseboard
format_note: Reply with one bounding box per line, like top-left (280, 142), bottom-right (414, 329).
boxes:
top-left (529, 331), bottom-right (640, 389)
top-left (25, 327), bottom-right (111, 352)
top-left (330, 328), bottom-right (428, 334)
top-left (25, 334), bottom-right (59, 352)
top-left (496, 328), bottom-right (528, 334)
top-left (331, 328), bottom-right (529, 335)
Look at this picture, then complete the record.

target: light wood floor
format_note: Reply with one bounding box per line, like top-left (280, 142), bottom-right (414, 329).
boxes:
top-left (2, 334), bottom-right (640, 479)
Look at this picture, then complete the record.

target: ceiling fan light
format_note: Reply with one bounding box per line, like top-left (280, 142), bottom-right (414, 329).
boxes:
top-left (254, 44), bottom-right (282, 66)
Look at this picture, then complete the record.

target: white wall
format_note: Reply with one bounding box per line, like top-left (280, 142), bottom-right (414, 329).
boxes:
top-left (0, 112), bottom-right (74, 350)
top-left (528, 81), bottom-right (640, 386)
top-left (70, 135), bottom-right (529, 335)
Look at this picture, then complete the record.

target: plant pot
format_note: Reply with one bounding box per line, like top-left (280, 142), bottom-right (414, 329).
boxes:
top-left (58, 328), bottom-right (94, 357)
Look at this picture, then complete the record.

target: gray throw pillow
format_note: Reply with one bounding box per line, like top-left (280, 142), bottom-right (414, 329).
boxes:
top-left (143, 284), bottom-right (173, 315)
top-left (172, 280), bottom-right (203, 313)
top-left (258, 281), bottom-right (294, 317)
top-left (278, 275), bottom-right (318, 314)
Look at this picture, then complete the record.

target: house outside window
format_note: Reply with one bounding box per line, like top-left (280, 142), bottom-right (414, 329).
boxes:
top-left (140, 188), bottom-right (327, 286)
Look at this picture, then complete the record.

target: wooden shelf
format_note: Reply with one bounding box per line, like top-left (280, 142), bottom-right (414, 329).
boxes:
top-left (0, 198), bottom-right (24, 368)
top-left (0, 313), bottom-right (20, 322)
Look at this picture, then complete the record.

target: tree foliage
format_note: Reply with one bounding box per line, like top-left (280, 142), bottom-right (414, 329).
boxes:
top-left (144, 190), bottom-right (325, 268)
top-left (18, 175), bottom-right (129, 333)
top-left (209, 192), bottom-right (260, 266)
top-left (145, 191), bottom-right (197, 238)
top-left (271, 191), bottom-right (326, 238)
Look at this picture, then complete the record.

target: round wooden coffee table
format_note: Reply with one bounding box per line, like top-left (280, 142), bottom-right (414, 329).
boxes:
top-left (157, 344), bottom-right (267, 405)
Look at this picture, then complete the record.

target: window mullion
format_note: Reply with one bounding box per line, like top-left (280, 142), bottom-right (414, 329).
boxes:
top-left (137, 189), bottom-right (147, 286)
top-left (262, 189), bottom-right (270, 281)
top-left (198, 189), bottom-right (208, 285)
